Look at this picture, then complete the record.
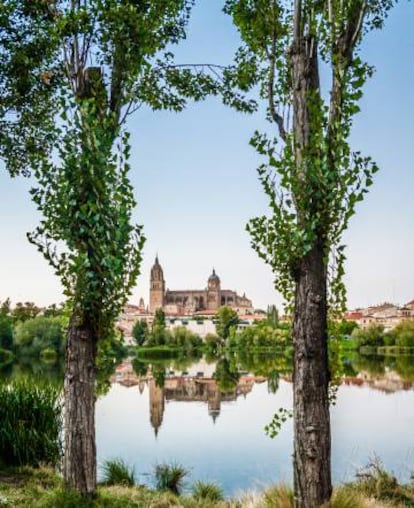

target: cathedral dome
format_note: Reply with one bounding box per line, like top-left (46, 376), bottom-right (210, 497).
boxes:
top-left (208, 268), bottom-right (220, 289)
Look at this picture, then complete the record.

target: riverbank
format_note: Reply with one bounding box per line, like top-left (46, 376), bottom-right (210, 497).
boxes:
top-left (0, 465), bottom-right (413, 507)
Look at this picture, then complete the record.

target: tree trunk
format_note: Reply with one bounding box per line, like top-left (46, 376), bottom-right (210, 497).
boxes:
top-left (289, 15), bottom-right (332, 505)
top-left (63, 314), bottom-right (97, 495)
top-left (293, 244), bottom-right (331, 508)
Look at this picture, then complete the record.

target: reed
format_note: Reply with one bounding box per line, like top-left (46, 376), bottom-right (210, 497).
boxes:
top-left (0, 379), bottom-right (62, 467)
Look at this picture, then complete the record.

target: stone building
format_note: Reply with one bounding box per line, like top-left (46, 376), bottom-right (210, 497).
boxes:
top-left (149, 256), bottom-right (253, 315)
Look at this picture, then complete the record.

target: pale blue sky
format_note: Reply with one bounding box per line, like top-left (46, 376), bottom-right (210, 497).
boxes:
top-left (0, 0), bottom-right (413, 310)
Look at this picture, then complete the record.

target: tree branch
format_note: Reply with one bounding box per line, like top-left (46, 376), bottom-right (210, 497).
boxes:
top-left (267, 31), bottom-right (287, 142)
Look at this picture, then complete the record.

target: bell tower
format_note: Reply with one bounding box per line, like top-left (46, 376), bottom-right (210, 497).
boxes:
top-left (207, 268), bottom-right (221, 311)
top-left (150, 256), bottom-right (165, 313)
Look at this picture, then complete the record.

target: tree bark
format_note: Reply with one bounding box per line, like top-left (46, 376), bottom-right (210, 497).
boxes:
top-left (293, 245), bottom-right (331, 508)
top-left (63, 314), bottom-right (97, 495)
top-left (290, 20), bottom-right (332, 508)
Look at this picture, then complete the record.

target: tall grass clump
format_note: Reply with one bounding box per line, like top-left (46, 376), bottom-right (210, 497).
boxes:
top-left (0, 379), bottom-right (62, 467)
top-left (154, 461), bottom-right (189, 495)
top-left (262, 484), bottom-right (294, 508)
top-left (192, 480), bottom-right (224, 502)
top-left (101, 458), bottom-right (135, 486)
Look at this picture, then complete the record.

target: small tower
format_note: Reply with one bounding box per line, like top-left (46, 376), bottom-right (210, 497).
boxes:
top-left (149, 256), bottom-right (165, 313)
top-left (207, 268), bottom-right (221, 311)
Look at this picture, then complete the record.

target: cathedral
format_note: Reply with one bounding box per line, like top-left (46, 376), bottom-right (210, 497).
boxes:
top-left (149, 256), bottom-right (253, 315)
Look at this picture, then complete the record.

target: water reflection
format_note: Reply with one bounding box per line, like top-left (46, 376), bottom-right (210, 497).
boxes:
top-left (112, 358), bottom-right (267, 435)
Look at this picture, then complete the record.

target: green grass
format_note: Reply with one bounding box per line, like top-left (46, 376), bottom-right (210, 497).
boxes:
top-left (192, 481), bottom-right (224, 502)
top-left (0, 380), bottom-right (62, 467)
top-left (154, 462), bottom-right (189, 495)
top-left (0, 463), bottom-right (413, 507)
top-left (100, 459), bottom-right (135, 487)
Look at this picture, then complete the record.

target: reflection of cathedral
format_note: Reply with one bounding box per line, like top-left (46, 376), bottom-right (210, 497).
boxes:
top-left (149, 375), bottom-right (256, 433)
top-left (149, 378), bottom-right (164, 436)
top-left (149, 256), bottom-right (253, 315)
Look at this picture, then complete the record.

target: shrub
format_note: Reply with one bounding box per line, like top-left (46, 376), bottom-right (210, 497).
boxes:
top-left (192, 480), bottom-right (223, 501)
top-left (0, 380), bottom-right (62, 467)
top-left (132, 319), bottom-right (148, 346)
top-left (14, 316), bottom-right (65, 357)
top-left (352, 324), bottom-right (385, 348)
top-left (101, 458), bottom-right (135, 486)
top-left (154, 462), bottom-right (189, 495)
top-left (394, 320), bottom-right (414, 348)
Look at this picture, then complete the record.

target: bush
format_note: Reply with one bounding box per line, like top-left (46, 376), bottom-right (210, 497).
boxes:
top-left (101, 458), bottom-right (135, 486)
top-left (132, 319), bottom-right (148, 346)
top-left (192, 480), bottom-right (223, 501)
top-left (0, 380), bottom-right (62, 467)
top-left (351, 324), bottom-right (385, 348)
top-left (14, 316), bottom-right (65, 357)
top-left (394, 320), bottom-right (414, 348)
top-left (154, 462), bottom-right (189, 495)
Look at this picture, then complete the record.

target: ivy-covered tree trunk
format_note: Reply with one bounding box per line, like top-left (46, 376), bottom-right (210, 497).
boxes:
top-left (291, 28), bottom-right (332, 508)
top-left (63, 315), bottom-right (97, 495)
top-left (293, 245), bottom-right (331, 508)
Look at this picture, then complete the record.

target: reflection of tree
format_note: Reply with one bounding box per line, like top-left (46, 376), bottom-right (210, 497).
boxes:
top-left (267, 370), bottom-right (280, 394)
top-left (214, 358), bottom-right (240, 393)
top-left (352, 354), bottom-right (386, 376)
top-left (393, 356), bottom-right (414, 382)
top-left (152, 365), bottom-right (166, 388)
top-left (96, 335), bottom-right (128, 395)
top-left (132, 357), bottom-right (148, 377)
top-left (236, 349), bottom-right (292, 378)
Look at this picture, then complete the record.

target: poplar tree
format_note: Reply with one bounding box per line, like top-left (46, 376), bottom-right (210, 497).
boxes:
top-left (0, 0), bottom-right (233, 496)
top-left (224, 0), bottom-right (393, 506)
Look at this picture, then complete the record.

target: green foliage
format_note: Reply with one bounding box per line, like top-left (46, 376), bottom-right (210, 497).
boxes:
top-left (153, 309), bottom-right (166, 330)
top-left (14, 316), bottom-right (65, 357)
top-left (215, 306), bottom-right (239, 340)
top-left (266, 304), bottom-right (279, 328)
top-left (334, 320), bottom-right (359, 337)
top-left (224, 0), bottom-right (393, 315)
top-left (265, 408), bottom-right (293, 439)
top-left (351, 324), bottom-right (385, 348)
top-left (11, 302), bottom-right (40, 323)
top-left (29, 104), bottom-right (145, 341)
top-left (96, 334), bottom-right (128, 395)
top-left (2, 0), bottom-right (241, 348)
top-left (214, 357), bottom-right (240, 393)
top-left (167, 326), bottom-right (203, 350)
top-left (192, 480), bottom-right (224, 502)
top-left (0, 380), bottom-right (62, 467)
top-left (0, 316), bottom-right (13, 350)
top-left (132, 319), bottom-right (148, 346)
top-left (235, 321), bottom-right (290, 349)
top-left (0, 347), bottom-right (14, 366)
top-left (0, 0), bottom-right (60, 176)
top-left (101, 458), bottom-right (135, 487)
top-left (393, 320), bottom-right (414, 348)
top-left (154, 462), bottom-right (189, 495)
top-left (204, 333), bottom-right (222, 353)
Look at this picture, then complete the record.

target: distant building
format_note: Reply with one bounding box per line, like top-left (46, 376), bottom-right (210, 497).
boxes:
top-left (149, 256), bottom-right (253, 316)
top-left (344, 300), bottom-right (414, 331)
